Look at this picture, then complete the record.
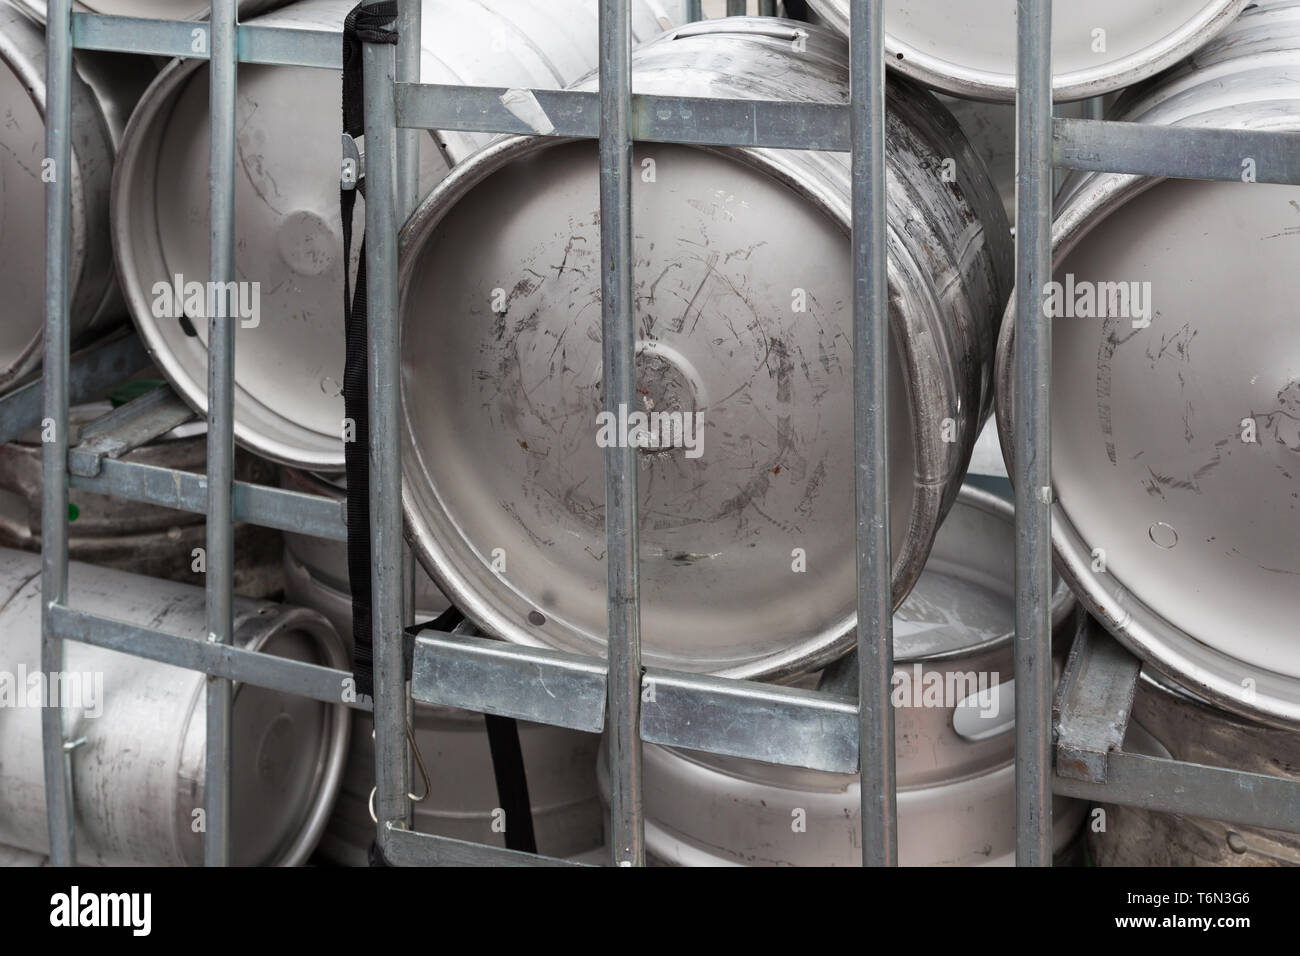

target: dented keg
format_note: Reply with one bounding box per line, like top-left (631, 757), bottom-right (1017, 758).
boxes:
top-left (112, 0), bottom-right (679, 471)
top-left (596, 487), bottom-right (1083, 866)
top-left (804, 0), bottom-right (1248, 102)
top-left (397, 18), bottom-right (1012, 679)
top-left (0, 547), bottom-right (350, 866)
top-left (0, 0), bottom-right (154, 394)
top-left (995, 0), bottom-right (1300, 726)
top-left (0, 398), bottom-right (283, 596)
top-left (278, 469), bottom-right (604, 864)
top-left (1089, 669), bottom-right (1300, 866)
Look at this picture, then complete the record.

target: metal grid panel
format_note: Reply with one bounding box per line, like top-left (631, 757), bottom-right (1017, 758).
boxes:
top-left (28, 0), bottom-right (1300, 868)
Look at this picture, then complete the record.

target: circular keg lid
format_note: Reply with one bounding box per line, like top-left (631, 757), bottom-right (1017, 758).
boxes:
top-left (180, 606), bottom-right (349, 866)
top-left (997, 105), bottom-right (1300, 725)
top-left (400, 134), bottom-right (916, 680)
top-left (807, 0), bottom-right (1248, 102)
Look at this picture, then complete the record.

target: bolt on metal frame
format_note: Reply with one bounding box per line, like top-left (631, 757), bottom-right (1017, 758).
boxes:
top-left (30, 0), bottom-right (1300, 867)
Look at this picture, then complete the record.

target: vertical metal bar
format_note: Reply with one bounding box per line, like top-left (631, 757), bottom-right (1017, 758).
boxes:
top-left (395, 0), bottom-right (421, 222)
top-left (203, 0), bottom-right (239, 867)
top-left (850, 0), bottom-right (896, 867)
top-left (685, 0), bottom-right (703, 21)
top-left (760, 0), bottom-right (778, 16)
top-left (40, 0), bottom-right (76, 867)
top-left (726, 0), bottom-right (747, 15)
top-left (1014, 0), bottom-right (1054, 867)
top-left (599, 0), bottom-right (644, 868)
top-left (362, 1), bottom-right (411, 841)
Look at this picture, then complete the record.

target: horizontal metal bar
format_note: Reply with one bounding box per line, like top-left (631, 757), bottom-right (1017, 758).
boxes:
top-left (68, 457), bottom-right (348, 541)
top-left (71, 14), bottom-right (341, 69)
top-left (411, 631), bottom-right (858, 773)
top-left (413, 633), bottom-right (608, 733)
top-left (0, 334), bottom-right (150, 448)
top-left (380, 824), bottom-right (588, 867)
top-left (1053, 752), bottom-right (1300, 835)
top-left (72, 13), bottom-right (199, 58)
top-left (49, 604), bottom-right (361, 709)
top-left (641, 670), bottom-right (857, 774)
top-left (68, 387), bottom-right (196, 477)
top-left (238, 25), bottom-right (342, 69)
top-left (1055, 117), bottom-right (1300, 184)
top-left (395, 84), bottom-right (852, 151)
top-left (1054, 618), bottom-right (1141, 784)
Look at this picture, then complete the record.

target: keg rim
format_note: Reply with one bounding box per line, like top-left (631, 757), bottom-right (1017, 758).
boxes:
top-left (395, 130), bottom-right (941, 682)
top-left (805, 0), bottom-right (1250, 103)
top-left (994, 91), bottom-right (1300, 728)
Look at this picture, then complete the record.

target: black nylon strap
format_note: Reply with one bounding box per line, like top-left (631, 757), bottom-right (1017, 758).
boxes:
top-left (341, 5), bottom-right (538, 854)
top-left (484, 715), bottom-right (539, 854)
top-left (342, 1), bottom-right (398, 699)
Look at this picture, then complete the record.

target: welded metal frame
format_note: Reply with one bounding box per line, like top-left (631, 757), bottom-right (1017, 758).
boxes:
top-left (27, 0), bottom-right (1300, 868)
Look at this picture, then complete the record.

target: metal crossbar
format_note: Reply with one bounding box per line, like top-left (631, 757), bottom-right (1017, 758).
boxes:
top-left (29, 0), bottom-right (1300, 868)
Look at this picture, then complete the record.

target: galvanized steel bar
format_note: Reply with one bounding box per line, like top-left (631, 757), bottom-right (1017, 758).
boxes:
top-left (599, 0), bottom-right (644, 868)
top-left (68, 458), bottom-right (348, 540)
top-left (49, 605), bottom-right (364, 711)
top-left (726, 0), bottom-right (746, 15)
top-left (381, 825), bottom-right (589, 867)
top-left (72, 14), bottom-right (341, 68)
top-left (760, 0), bottom-right (777, 15)
top-left (40, 0), bottom-right (77, 869)
top-left (1013, 0), bottom-right (1054, 867)
top-left (395, 0), bottom-right (422, 221)
top-left (0, 334), bottom-right (149, 448)
top-left (1053, 755), bottom-right (1300, 834)
top-left (685, 0), bottom-right (702, 21)
top-left (1054, 619), bottom-right (1142, 784)
top-left (238, 24), bottom-right (341, 69)
top-left (1055, 118), bottom-right (1300, 185)
top-left (394, 84), bottom-right (852, 150)
top-left (203, 0), bottom-right (239, 867)
top-left (850, 0), bottom-right (895, 868)
top-left (362, 1), bottom-right (412, 848)
top-left (71, 13), bottom-right (200, 58)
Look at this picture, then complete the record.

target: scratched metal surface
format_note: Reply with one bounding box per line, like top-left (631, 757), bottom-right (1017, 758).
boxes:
top-left (111, 0), bottom-right (679, 471)
top-left (0, 0), bottom-right (154, 394)
top-left (396, 19), bottom-right (1012, 680)
top-left (0, 546), bottom-right (350, 865)
top-left (996, 1), bottom-right (1300, 726)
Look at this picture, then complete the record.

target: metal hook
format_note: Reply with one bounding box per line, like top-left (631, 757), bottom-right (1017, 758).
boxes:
top-left (368, 720), bottom-right (431, 823)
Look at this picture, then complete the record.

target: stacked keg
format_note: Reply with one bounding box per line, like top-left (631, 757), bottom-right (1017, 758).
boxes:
top-left (990, 0), bottom-right (1300, 864)
top-left (5, 0), bottom-right (1298, 869)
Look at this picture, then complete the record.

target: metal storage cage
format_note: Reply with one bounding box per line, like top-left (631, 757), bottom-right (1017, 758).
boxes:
top-left (18, 0), bottom-right (1300, 866)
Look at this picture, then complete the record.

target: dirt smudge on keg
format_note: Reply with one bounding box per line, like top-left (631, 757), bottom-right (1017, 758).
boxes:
top-left (1095, 314), bottom-right (1142, 466)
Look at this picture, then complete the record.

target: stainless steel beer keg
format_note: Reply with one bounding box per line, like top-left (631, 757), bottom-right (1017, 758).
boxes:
top-left (277, 469), bottom-right (604, 864)
top-left (0, 399), bottom-right (282, 596)
top-left (0, 0), bottom-right (153, 394)
top-left (995, 0), bottom-right (1300, 726)
top-left (804, 0), bottom-right (1248, 102)
top-left (0, 547), bottom-right (350, 866)
top-left (396, 18), bottom-right (1012, 680)
top-left (596, 487), bottom-right (1084, 865)
top-left (1089, 668), bottom-right (1300, 866)
top-left (112, 0), bottom-right (679, 471)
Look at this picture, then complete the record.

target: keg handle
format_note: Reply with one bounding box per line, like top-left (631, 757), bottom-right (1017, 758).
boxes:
top-left (367, 721), bottom-right (432, 823)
